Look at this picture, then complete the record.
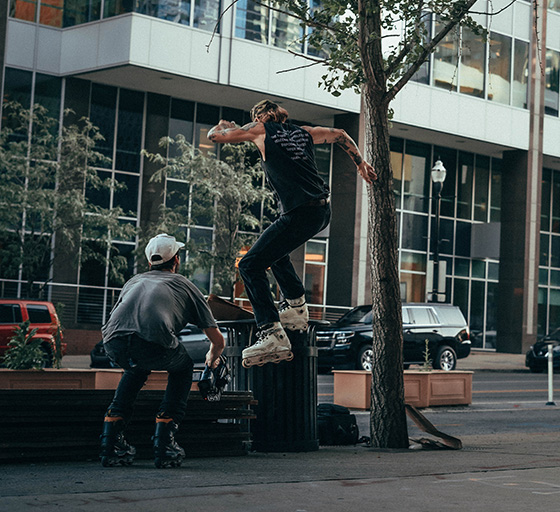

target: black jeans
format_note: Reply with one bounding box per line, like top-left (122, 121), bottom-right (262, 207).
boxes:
top-left (104, 334), bottom-right (194, 424)
top-left (238, 202), bottom-right (331, 327)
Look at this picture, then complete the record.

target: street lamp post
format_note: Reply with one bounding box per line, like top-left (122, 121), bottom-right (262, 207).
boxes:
top-left (431, 159), bottom-right (447, 302)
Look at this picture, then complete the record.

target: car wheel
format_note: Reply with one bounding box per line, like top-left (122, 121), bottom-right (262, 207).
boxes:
top-left (433, 345), bottom-right (457, 371)
top-left (357, 345), bottom-right (373, 372)
top-left (39, 344), bottom-right (53, 369)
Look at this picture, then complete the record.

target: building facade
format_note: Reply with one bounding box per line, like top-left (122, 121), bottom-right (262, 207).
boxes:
top-left (1, 0), bottom-right (559, 354)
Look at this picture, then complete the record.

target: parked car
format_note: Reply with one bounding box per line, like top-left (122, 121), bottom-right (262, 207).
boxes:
top-left (90, 325), bottom-right (227, 369)
top-left (0, 299), bottom-right (66, 368)
top-left (525, 329), bottom-right (560, 373)
top-left (317, 303), bottom-right (471, 372)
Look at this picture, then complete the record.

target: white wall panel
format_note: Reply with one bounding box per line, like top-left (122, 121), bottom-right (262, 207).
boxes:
top-left (547, 11), bottom-right (560, 51)
top-left (513, 1), bottom-right (531, 41)
top-left (544, 117), bottom-right (560, 158)
top-left (60, 23), bottom-right (100, 73)
top-left (5, 20), bottom-right (36, 69)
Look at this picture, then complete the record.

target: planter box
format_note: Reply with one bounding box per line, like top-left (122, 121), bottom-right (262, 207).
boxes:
top-left (0, 369), bottom-right (199, 391)
top-left (332, 369), bottom-right (473, 409)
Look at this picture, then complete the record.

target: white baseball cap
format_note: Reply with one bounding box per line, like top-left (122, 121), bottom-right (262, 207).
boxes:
top-left (145, 234), bottom-right (185, 266)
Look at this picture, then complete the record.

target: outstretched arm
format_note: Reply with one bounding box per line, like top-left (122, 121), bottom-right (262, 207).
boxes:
top-left (203, 327), bottom-right (225, 368)
top-left (301, 126), bottom-right (377, 184)
top-left (208, 120), bottom-right (265, 144)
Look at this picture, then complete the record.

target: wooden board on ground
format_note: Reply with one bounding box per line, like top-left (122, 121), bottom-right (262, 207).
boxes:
top-left (405, 403), bottom-right (462, 450)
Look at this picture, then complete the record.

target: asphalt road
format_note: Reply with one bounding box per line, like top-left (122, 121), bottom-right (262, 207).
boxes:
top-left (318, 371), bottom-right (560, 440)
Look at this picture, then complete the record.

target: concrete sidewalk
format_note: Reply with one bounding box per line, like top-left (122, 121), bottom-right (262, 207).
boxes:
top-left (1, 431), bottom-right (558, 511)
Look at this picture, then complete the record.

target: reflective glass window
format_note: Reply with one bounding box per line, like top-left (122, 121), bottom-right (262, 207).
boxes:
top-left (455, 221), bottom-right (471, 257)
top-left (538, 287), bottom-right (548, 337)
top-left (169, 99), bottom-right (195, 157)
top-left (403, 141), bottom-right (430, 213)
top-left (552, 170), bottom-right (560, 233)
top-left (411, 12), bottom-right (431, 85)
top-left (490, 158), bottom-right (502, 222)
top-left (194, 0), bottom-right (220, 31)
top-left (39, 0), bottom-right (64, 26)
top-left (103, 0), bottom-right (134, 17)
top-left (401, 213), bottom-right (428, 251)
top-left (189, 227), bottom-right (213, 293)
top-left (315, 144), bottom-right (331, 185)
top-left (400, 251), bottom-right (426, 272)
top-left (195, 103), bottom-right (219, 155)
top-left (551, 235), bottom-right (560, 268)
top-left (34, 73), bottom-right (62, 135)
top-left (545, 49), bottom-right (560, 116)
top-left (9, 0), bottom-right (36, 22)
top-left (391, 138), bottom-right (404, 209)
top-left (90, 84), bottom-right (117, 168)
top-left (434, 147), bottom-right (456, 218)
top-left (541, 234), bottom-right (550, 267)
top-left (235, 0), bottom-right (269, 43)
top-left (474, 155), bottom-right (490, 222)
top-left (63, 0), bottom-right (101, 27)
top-left (109, 243), bottom-right (135, 286)
top-left (437, 218), bottom-right (454, 255)
top-left (113, 173), bottom-right (139, 215)
top-left (540, 268), bottom-right (549, 286)
top-left (460, 28), bottom-right (485, 98)
top-left (551, 270), bottom-right (560, 287)
top-left (304, 262), bottom-right (325, 304)
top-left (470, 280), bottom-right (485, 335)
top-left (165, 179), bottom-right (190, 211)
top-left (115, 89), bottom-right (144, 172)
top-left (542, 168), bottom-right (551, 232)
top-left (271, 7), bottom-right (302, 50)
top-left (512, 40), bottom-right (529, 109)
top-left (549, 289), bottom-right (560, 332)
top-left (86, 170), bottom-right (111, 209)
top-left (485, 282), bottom-right (497, 349)
top-left (399, 273), bottom-right (425, 303)
top-left (488, 262), bottom-right (499, 280)
top-left (453, 278), bottom-right (469, 319)
top-left (434, 20), bottom-right (458, 91)
top-left (2, 68), bottom-right (33, 142)
top-left (487, 32), bottom-right (511, 104)
top-left (457, 152), bottom-right (473, 219)
top-left (454, 258), bottom-right (469, 277)
top-left (142, 0), bottom-right (191, 25)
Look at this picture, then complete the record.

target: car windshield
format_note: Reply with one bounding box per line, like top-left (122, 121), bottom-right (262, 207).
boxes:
top-left (336, 306), bottom-right (372, 326)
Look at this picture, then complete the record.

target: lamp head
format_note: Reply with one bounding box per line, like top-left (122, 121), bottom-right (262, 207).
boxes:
top-left (431, 159), bottom-right (447, 184)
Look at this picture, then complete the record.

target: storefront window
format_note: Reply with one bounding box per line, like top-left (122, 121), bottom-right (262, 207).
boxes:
top-left (474, 155), bottom-right (490, 222)
top-left (457, 153), bottom-right (474, 219)
top-left (487, 32), bottom-right (511, 104)
top-left (271, 7), bottom-right (302, 50)
top-left (116, 89), bottom-right (144, 172)
top-left (305, 241), bottom-right (327, 304)
top-left (460, 28), bottom-right (485, 98)
top-left (490, 158), bottom-right (502, 222)
top-left (542, 168), bottom-right (551, 232)
top-left (403, 141), bottom-right (430, 213)
top-left (391, 138), bottom-right (404, 209)
top-left (89, 84), bottom-right (117, 168)
top-left (552, 170), bottom-right (560, 233)
top-left (195, 103), bottom-right (219, 156)
top-left (401, 213), bottom-right (428, 251)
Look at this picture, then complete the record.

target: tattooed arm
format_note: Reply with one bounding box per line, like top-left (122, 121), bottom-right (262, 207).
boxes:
top-left (301, 126), bottom-right (377, 184)
top-left (208, 120), bottom-right (265, 145)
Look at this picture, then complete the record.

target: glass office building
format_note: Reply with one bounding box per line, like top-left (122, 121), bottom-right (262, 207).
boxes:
top-left (2, 0), bottom-right (560, 354)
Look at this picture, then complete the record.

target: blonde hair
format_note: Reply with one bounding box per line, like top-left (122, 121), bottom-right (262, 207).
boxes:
top-left (250, 100), bottom-right (289, 123)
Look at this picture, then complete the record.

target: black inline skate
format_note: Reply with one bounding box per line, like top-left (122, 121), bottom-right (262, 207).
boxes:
top-left (198, 355), bottom-right (231, 401)
top-left (99, 416), bottom-right (136, 467)
top-left (153, 417), bottom-right (185, 468)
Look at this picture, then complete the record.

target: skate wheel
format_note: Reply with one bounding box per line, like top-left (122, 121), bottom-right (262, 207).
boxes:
top-left (286, 352), bottom-right (294, 362)
top-left (242, 359), bottom-right (251, 369)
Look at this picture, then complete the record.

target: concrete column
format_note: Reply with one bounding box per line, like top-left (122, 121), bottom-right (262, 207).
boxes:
top-left (497, 1), bottom-right (546, 354)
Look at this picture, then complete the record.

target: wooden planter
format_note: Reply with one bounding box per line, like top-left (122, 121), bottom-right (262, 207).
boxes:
top-left (332, 369), bottom-right (473, 410)
top-left (0, 369), bottom-right (198, 391)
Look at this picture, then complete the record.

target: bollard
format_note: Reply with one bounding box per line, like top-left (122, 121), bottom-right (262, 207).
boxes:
top-left (219, 319), bottom-right (323, 452)
top-left (546, 343), bottom-right (556, 406)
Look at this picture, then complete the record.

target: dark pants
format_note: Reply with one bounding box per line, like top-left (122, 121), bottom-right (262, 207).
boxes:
top-left (104, 334), bottom-right (194, 424)
top-left (238, 202), bottom-right (331, 327)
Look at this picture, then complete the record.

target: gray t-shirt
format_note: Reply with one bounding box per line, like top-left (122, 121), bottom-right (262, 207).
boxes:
top-left (102, 270), bottom-right (217, 349)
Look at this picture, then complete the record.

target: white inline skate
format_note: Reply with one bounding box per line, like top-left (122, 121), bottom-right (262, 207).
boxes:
top-left (279, 295), bottom-right (309, 332)
top-left (242, 322), bottom-right (294, 368)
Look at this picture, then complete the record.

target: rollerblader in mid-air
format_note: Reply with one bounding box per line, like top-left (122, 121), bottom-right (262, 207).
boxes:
top-left (99, 234), bottom-right (225, 468)
top-left (208, 100), bottom-right (376, 369)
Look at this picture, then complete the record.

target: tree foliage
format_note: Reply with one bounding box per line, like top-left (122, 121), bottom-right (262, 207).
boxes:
top-left (142, 137), bottom-right (272, 297)
top-left (0, 102), bottom-right (136, 297)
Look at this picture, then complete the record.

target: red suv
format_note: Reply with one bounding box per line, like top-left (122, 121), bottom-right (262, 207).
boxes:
top-left (0, 299), bottom-right (67, 368)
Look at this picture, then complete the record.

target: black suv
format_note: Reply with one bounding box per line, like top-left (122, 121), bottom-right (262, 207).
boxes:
top-left (317, 303), bottom-right (471, 372)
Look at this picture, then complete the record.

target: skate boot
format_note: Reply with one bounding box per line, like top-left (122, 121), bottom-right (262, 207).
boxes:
top-left (99, 416), bottom-right (136, 467)
top-left (242, 322), bottom-right (293, 368)
top-left (198, 355), bottom-right (231, 401)
top-left (279, 295), bottom-right (308, 332)
top-left (153, 416), bottom-right (185, 468)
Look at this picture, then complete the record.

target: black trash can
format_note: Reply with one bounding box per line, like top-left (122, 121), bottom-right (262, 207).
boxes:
top-left (220, 319), bottom-right (324, 452)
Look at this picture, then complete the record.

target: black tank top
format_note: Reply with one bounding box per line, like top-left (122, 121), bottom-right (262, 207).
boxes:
top-left (261, 122), bottom-right (329, 213)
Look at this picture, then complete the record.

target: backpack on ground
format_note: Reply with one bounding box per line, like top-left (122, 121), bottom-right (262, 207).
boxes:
top-left (317, 403), bottom-right (359, 446)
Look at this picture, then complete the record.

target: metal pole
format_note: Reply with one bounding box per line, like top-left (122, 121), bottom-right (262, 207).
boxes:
top-left (431, 181), bottom-right (442, 302)
top-left (546, 343), bottom-right (555, 406)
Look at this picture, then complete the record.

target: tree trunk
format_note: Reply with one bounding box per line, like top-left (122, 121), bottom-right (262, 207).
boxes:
top-left (363, 88), bottom-right (409, 448)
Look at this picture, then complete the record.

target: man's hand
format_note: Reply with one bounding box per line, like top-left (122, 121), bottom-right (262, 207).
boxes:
top-left (357, 161), bottom-right (377, 184)
top-left (203, 327), bottom-right (225, 368)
